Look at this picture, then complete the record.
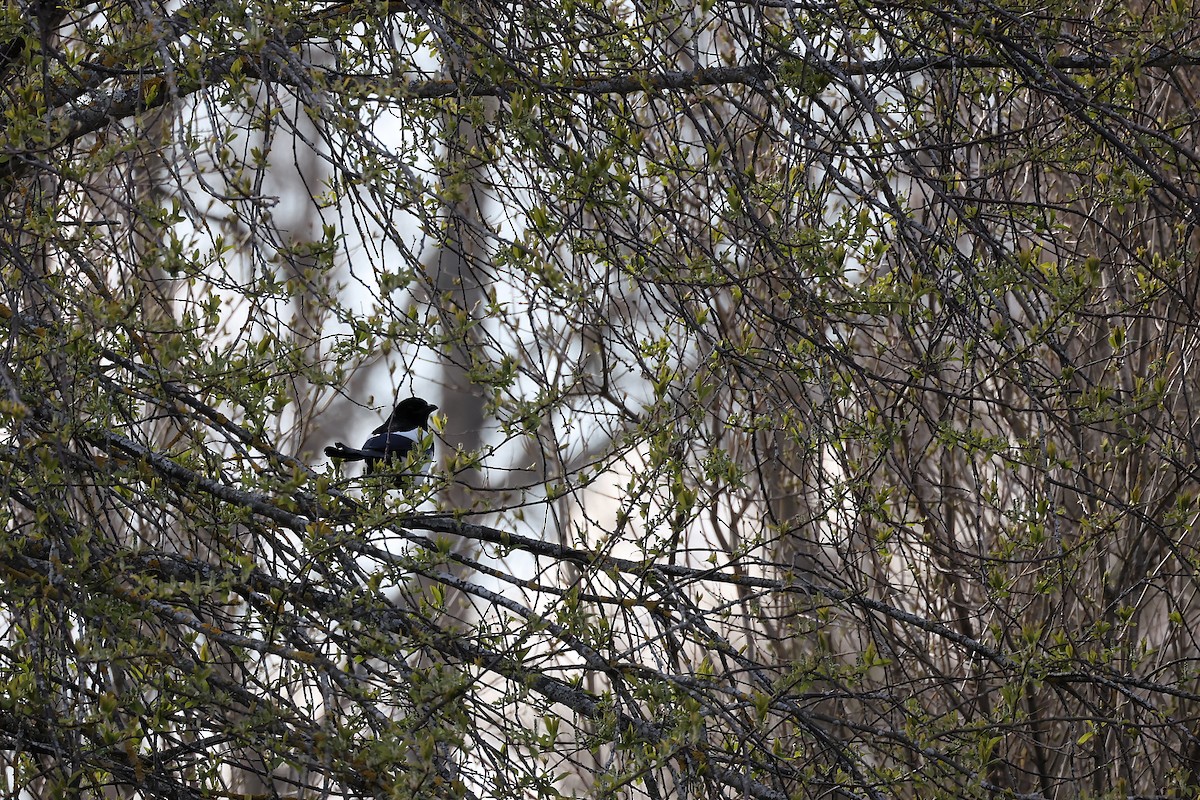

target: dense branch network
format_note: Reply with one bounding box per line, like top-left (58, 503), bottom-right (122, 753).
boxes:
top-left (2, 0), bottom-right (1200, 798)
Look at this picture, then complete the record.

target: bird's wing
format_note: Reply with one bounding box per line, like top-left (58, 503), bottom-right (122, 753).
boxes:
top-left (362, 431), bottom-right (418, 457)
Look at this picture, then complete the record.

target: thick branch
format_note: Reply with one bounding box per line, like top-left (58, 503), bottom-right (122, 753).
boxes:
top-left (6, 36), bottom-right (1199, 185)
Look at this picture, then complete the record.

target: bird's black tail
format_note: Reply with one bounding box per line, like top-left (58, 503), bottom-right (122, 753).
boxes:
top-left (324, 442), bottom-right (367, 461)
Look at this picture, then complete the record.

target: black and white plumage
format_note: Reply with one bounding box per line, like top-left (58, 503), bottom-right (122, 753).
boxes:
top-left (324, 397), bottom-right (438, 485)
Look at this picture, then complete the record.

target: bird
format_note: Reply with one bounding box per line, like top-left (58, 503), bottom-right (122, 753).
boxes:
top-left (324, 396), bottom-right (438, 486)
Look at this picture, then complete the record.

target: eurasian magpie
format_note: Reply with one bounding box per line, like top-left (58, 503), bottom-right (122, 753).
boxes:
top-left (324, 396), bottom-right (438, 486)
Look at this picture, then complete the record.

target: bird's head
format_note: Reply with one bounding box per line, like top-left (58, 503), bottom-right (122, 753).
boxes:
top-left (396, 396), bottom-right (437, 417)
top-left (381, 396), bottom-right (438, 431)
